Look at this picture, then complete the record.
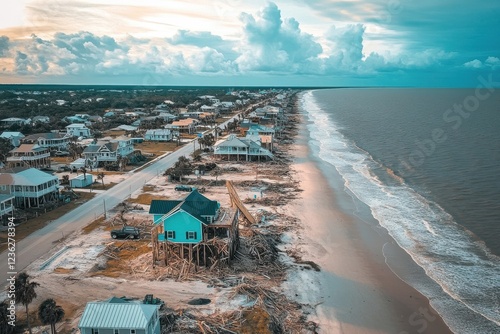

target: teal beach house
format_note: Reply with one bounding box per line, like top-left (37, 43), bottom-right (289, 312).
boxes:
top-left (149, 189), bottom-right (239, 266)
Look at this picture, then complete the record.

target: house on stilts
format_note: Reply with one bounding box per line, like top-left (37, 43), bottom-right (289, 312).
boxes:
top-left (149, 189), bottom-right (240, 267)
top-left (0, 168), bottom-right (59, 208)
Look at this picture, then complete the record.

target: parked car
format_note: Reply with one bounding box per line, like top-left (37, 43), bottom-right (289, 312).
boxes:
top-left (57, 165), bottom-right (71, 172)
top-left (54, 150), bottom-right (69, 156)
top-left (110, 226), bottom-right (140, 239)
top-left (175, 185), bottom-right (194, 192)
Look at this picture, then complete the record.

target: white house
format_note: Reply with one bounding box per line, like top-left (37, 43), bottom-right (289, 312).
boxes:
top-left (6, 144), bottom-right (51, 169)
top-left (32, 116), bottom-right (51, 124)
top-left (22, 132), bottom-right (72, 150)
top-left (0, 118), bottom-right (29, 127)
top-left (157, 112), bottom-right (178, 122)
top-left (144, 129), bottom-right (172, 142)
top-left (0, 194), bottom-right (14, 221)
top-left (213, 135), bottom-right (274, 161)
top-left (166, 118), bottom-right (198, 134)
top-left (66, 124), bottom-right (91, 138)
top-left (0, 131), bottom-right (25, 147)
top-left (82, 137), bottom-right (134, 167)
top-left (78, 297), bottom-right (161, 334)
top-left (0, 168), bottom-right (59, 208)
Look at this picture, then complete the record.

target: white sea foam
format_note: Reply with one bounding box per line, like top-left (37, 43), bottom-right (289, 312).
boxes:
top-left (300, 91), bottom-right (500, 333)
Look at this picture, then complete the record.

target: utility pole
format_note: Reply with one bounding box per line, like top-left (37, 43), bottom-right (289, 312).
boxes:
top-left (103, 199), bottom-right (106, 219)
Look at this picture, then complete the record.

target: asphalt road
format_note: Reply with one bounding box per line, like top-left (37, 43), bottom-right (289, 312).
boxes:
top-left (0, 139), bottom-right (197, 286)
top-left (0, 100), bottom-right (274, 290)
top-left (0, 102), bottom-right (267, 287)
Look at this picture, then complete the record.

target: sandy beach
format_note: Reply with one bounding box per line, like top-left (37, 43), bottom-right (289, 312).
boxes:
top-left (1, 95), bottom-right (458, 334)
top-left (284, 110), bottom-right (453, 333)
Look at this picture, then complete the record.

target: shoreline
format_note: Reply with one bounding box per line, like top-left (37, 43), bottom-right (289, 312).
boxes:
top-left (284, 103), bottom-right (453, 333)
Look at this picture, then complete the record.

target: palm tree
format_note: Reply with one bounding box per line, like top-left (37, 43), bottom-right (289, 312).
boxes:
top-left (38, 299), bottom-right (65, 334)
top-left (97, 172), bottom-right (105, 187)
top-left (14, 273), bottom-right (39, 334)
top-left (80, 167), bottom-right (87, 181)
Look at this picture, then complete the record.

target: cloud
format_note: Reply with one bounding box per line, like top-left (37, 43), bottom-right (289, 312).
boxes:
top-left (464, 57), bottom-right (500, 70)
top-left (464, 59), bottom-right (483, 69)
top-left (168, 30), bottom-right (238, 60)
top-left (0, 36), bottom-right (9, 57)
top-left (2, 1), bottom-right (492, 86)
top-left (236, 2), bottom-right (322, 72)
top-left (305, 0), bottom-right (500, 64)
top-left (325, 24), bottom-right (365, 71)
top-left (186, 47), bottom-right (234, 73)
top-left (170, 30), bottom-right (225, 48)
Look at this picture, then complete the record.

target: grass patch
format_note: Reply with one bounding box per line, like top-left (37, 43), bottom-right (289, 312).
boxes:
top-left (0, 192), bottom-right (96, 252)
top-left (128, 193), bottom-right (169, 205)
top-left (135, 141), bottom-right (180, 155)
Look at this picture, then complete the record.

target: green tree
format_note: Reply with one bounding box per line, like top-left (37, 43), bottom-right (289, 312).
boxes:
top-left (14, 273), bottom-right (40, 334)
top-left (38, 299), bottom-right (65, 334)
top-left (203, 133), bottom-right (215, 148)
top-left (166, 155), bottom-right (192, 182)
top-left (0, 138), bottom-right (13, 163)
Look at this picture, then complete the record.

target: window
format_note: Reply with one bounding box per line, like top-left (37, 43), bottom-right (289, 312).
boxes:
top-left (91, 329), bottom-right (99, 334)
top-left (166, 231), bottom-right (176, 239)
top-left (186, 231), bottom-right (197, 240)
top-left (114, 330), bottom-right (118, 334)
top-left (131, 330), bottom-right (136, 334)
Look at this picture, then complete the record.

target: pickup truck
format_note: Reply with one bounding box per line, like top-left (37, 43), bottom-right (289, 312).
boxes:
top-left (110, 226), bottom-right (140, 239)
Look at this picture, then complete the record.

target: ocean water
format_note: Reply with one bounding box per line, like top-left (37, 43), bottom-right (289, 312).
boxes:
top-left (300, 88), bottom-right (500, 333)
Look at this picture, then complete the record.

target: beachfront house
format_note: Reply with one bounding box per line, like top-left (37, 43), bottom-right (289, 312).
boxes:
top-left (32, 115), bottom-right (51, 124)
top-left (66, 124), bottom-right (91, 138)
top-left (0, 168), bottom-right (59, 208)
top-left (6, 144), bottom-right (51, 169)
top-left (245, 125), bottom-right (275, 151)
top-left (166, 118), bottom-right (198, 134)
top-left (0, 191), bottom-right (14, 222)
top-left (78, 297), bottom-right (161, 334)
top-left (0, 131), bottom-right (25, 147)
top-left (82, 137), bottom-right (134, 167)
top-left (0, 117), bottom-right (30, 127)
top-left (213, 135), bottom-right (274, 161)
top-left (144, 129), bottom-right (173, 142)
top-left (149, 190), bottom-right (239, 266)
top-left (22, 132), bottom-right (72, 151)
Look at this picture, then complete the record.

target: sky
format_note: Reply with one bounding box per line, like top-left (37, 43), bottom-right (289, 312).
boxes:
top-left (0, 0), bottom-right (498, 87)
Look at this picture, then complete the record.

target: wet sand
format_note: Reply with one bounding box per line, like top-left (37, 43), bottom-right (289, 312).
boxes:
top-left (286, 112), bottom-right (453, 333)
